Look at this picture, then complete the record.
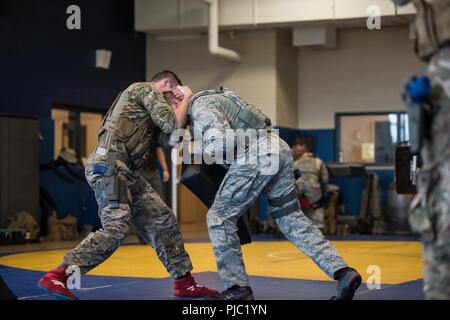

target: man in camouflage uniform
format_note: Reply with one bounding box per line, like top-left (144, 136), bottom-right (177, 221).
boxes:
top-left (137, 143), bottom-right (169, 201)
top-left (37, 71), bottom-right (218, 300)
top-left (394, 0), bottom-right (450, 300)
top-left (166, 89), bottom-right (362, 300)
top-left (293, 141), bottom-right (329, 228)
top-left (134, 143), bottom-right (169, 244)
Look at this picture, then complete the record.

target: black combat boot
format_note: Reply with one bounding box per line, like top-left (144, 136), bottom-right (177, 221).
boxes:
top-left (204, 285), bottom-right (254, 300)
top-left (331, 267), bottom-right (362, 300)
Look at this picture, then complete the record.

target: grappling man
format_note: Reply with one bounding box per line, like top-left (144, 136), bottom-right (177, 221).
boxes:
top-left (37, 71), bottom-right (218, 300)
top-left (165, 88), bottom-right (362, 300)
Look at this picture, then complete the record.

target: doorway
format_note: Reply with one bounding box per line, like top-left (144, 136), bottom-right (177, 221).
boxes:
top-left (51, 106), bottom-right (103, 163)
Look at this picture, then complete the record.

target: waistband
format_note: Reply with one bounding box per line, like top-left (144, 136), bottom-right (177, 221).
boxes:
top-left (91, 145), bottom-right (134, 170)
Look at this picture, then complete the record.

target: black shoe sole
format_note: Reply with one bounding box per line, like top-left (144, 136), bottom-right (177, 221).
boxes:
top-left (204, 293), bottom-right (255, 300)
top-left (333, 274), bottom-right (362, 300)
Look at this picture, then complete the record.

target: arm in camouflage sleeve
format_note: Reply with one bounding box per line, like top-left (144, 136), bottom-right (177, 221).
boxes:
top-left (191, 96), bottom-right (234, 159)
top-left (135, 84), bottom-right (178, 134)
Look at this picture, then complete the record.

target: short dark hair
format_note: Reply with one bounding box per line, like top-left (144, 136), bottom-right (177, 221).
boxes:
top-left (293, 138), bottom-right (310, 152)
top-left (293, 137), bottom-right (306, 147)
top-left (150, 70), bottom-right (182, 86)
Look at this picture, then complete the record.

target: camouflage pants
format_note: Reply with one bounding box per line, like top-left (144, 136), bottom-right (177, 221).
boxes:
top-left (137, 167), bottom-right (165, 202)
top-left (63, 160), bottom-right (192, 278)
top-left (414, 48), bottom-right (450, 299)
top-left (207, 136), bottom-right (347, 288)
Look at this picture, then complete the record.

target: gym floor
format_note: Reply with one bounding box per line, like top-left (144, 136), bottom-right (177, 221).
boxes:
top-left (0, 234), bottom-right (424, 300)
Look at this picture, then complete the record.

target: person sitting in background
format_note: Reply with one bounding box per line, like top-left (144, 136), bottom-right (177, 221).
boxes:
top-left (293, 140), bottom-right (329, 229)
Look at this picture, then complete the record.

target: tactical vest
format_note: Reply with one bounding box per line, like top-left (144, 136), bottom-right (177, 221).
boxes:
top-left (413, 0), bottom-right (450, 61)
top-left (98, 91), bottom-right (158, 170)
top-left (189, 88), bottom-right (272, 131)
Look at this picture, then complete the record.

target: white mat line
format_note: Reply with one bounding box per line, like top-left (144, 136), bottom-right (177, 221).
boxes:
top-left (19, 281), bottom-right (143, 299)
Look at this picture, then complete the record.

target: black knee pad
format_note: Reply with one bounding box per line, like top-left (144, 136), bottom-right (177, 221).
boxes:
top-left (268, 189), bottom-right (300, 220)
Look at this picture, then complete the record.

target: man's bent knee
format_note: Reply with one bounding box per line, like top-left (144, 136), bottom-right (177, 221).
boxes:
top-left (206, 211), bottom-right (225, 229)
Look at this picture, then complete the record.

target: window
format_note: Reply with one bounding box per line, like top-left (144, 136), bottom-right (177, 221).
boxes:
top-left (51, 106), bottom-right (103, 164)
top-left (335, 112), bottom-right (409, 166)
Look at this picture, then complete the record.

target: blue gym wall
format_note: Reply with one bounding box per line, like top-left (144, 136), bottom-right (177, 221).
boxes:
top-left (0, 0), bottom-right (145, 118)
top-left (0, 0), bottom-right (145, 228)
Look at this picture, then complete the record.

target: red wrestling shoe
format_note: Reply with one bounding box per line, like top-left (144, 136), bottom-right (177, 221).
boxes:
top-left (37, 266), bottom-right (79, 300)
top-left (174, 273), bottom-right (219, 297)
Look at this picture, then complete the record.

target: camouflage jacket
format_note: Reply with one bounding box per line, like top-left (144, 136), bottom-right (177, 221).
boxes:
top-left (189, 94), bottom-right (235, 160)
top-left (188, 90), bottom-right (272, 161)
top-left (396, 0), bottom-right (450, 61)
top-left (95, 82), bottom-right (177, 170)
